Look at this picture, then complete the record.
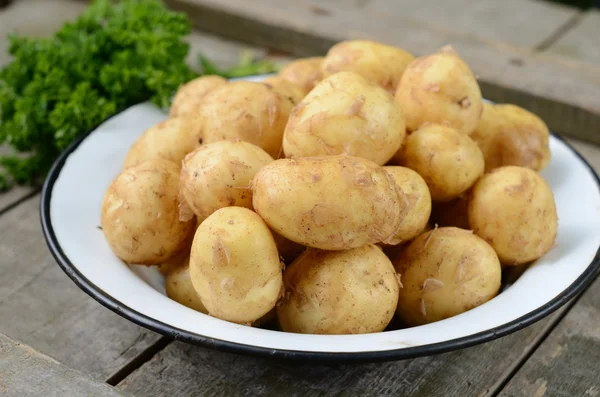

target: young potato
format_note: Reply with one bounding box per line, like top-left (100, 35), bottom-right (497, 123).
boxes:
top-left (169, 75), bottom-right (227, 118)
top-left (157, 250), bottom-right (190, 276)
top-left (263, 76), bottom-right (305, 106)
top-left (272, 230), bottom-right (306, 264)
top-left (166, 262), bottom-right (207, 314)
top-left (277, 245), bottom-right (399, 334)
top-left (383, 166), bottom-right (432, 242)
top-left (101, 158), bottom-right (195, 265)
top-left (395, 46), bottom-right (483, 135)
top-left (398, 124), bottom-right (484, 202)
top-left (321, 40), bottom-right (414, 93)
top-left (430, 193), bottom-right (470, 229)
top-left (283, 72), bottom-right (405, 165)
top-left (123, 118), bottom-right (198, 169)
top-left (189, 207), bottom-right (283, 324)
top-left (252, 155), bottom-right (404, 250)
top-left (394, 227), bottom-right (501, 326)
top-left (179, 140), bottom-right (273, 222)
top-left (197, 81), bottom-right (294, 157)
top-left (468, 166), bottom-right (558, 265)
top-left (279, 57), bottom-right (323, 95)
top-left (471, 103), bottom-right (551, 172)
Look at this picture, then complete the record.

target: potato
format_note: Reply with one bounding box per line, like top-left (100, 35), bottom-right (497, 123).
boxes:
top-left (272, 231), bottom-right (305, 264)
top-left (170, 75), bottom-right (227, 118)
top-left (189, 207), bottom-right (283, 324)
top-left (384, 166), bottom-right (432, 242)
top-left (279, 57), bottom-right (323, 95)
top-left (157, 251), bottom-right (190, 276)
top-left (263, 76), bottom-right (305, 106)
top-left (101, 158), bottom-right (195, 265)
top-left (277, 245), bottom-right (399, 334)
top-left (430, 193), bottom-right (470, 229)
top-left (283, 72), bottom-right (405, 165)
top-left (197, 81), bottom-right (294, 157)
top-left (179, 140), bottom-right (273, 222)
top-left (252, 155), bottom-right (404, 250)
top-left (471, 103), bottom-right (551, 172)
top-left (394, 227), bottom-right (501, 326)
top-left (165, 262), bottom-right (207, 314)
top-left (395, 46), bottom-right (483, 135)
top-left (398, 124), bottom-right (484, 202)
top-left (123, 118), bottom-right (199, 169)
top-left (321, 40), bottom-right (414, 93)
top-left (468, 166), bottom-right (558, 265)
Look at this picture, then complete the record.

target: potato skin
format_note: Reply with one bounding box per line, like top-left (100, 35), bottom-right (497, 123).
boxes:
top-left (395, 46), bottom-right (483, 135)
top-left (430, 194), bottom-right (470, 229)
top-left (101, 158), bottom-right (196, 265)
top-left (197, 81), bottom-right (294, 157)
top-left (179, 140), bottom-right (273, 222)
top-left (472, 103), bottom-right (551, 172)
top-left (252, 155), bottom-right (404, 250)
top-left (272, 230), bottom-right (306, 264)
top-left (123, 118), bottom-right (199, 169)
top-left (398, 124), bottom-right (484, 202)
top-left (394, 227), bottom-right (501, 326)
top-left (321, 40), bottom-right (414, 93)
top-left (278, 57), bottom-right (324, 95)
top-left (383, 166), bottom-right (432, 242)
top-left (170, 75), bottom-right (227, 118)
top-left (283, 72), bottom-right (405, 165)
top-left (468, 166), bottom-right (558, 265)
top-left (189, 207), bottom-right (283, 324)
top-left (277, 245), bottom-right (399, 334)
top-left (166, 263), bottom-right (207, 314)
top-left (263, 76), bottom-right (305, 106)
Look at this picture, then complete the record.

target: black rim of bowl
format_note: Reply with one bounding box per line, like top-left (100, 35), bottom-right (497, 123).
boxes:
top-left (40, 122), bottom-right (600, 363)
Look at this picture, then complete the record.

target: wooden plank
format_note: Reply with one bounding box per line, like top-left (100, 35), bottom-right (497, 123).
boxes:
top-left (366, 0), bottom-right (579, 49)
top-left (566, 138), bottom-right (600, 172)
top-left (0, 333), bottom-right (128, 397)
top-left (498, 278), bottom-right (600, 397)
top-left (0, 195), bottom-right (163, 381)
top-left (0, 147), bottom-right (36, 214)
top-left (117, 309), bottom-right (570, 397)
top-left (547, 10), bottom-right (600, 66)
top-left (166, 0), bottom-right (600, 145)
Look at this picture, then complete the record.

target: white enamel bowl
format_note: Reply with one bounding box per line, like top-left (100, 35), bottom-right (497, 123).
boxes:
top-left (41, 76), bottom-right (600, 362)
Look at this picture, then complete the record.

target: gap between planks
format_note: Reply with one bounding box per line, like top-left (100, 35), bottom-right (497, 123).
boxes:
top-left (534, 11), bottom-right (585, 52)
top-left (106, 337), bottom-right (172, 386)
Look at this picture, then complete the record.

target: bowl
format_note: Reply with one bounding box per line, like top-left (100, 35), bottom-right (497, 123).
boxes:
top-left (40, 76), bottom-right (600, 362)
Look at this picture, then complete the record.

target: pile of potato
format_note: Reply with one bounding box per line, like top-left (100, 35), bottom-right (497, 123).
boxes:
top-left (101, 40), bottom-right (558, 333)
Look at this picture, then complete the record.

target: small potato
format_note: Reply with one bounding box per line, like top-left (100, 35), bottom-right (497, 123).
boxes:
top-left (398, 124), bottom-right (484, 202)
top-left (384, 166), bottom-right (432, 242)
top-left (277, 245), bottom-right (399, 334)
top-left (197, 81), bottom-right (294, 157)
top-left (179, 140), bottom-right (273, 222)
top-left (170, 75), bottom-right (227, 118)
top-left (431, 194), bottom-right (470, 229)
top-left (283, 72), bottom-right (405, 165)
top-left (272, 231), bottom-right (305, 264)
top-left (189, 207), bottom-right (283, 324)
top-left (468, 166), bottom-right (558, 265)
top-left (166, 262), bottom-right (207, 314)
top-left (472, 103), bottom-right (551, 172)
top-left (123, 118), bottom-right (199, 169)
top-left (321, 40), bottom-right (414, 93)
top-left (157, 251), bottom-right (190, 276)
top-left (394, 227), bottom-right (501, 326)
top-left (263, 76), bottom-right (305, 106)
top-left (101, 159), bottom-right (195, 265)
top-left (279, 57), bottom-right (324, 95)
top-left (252, 155), bottom-right (404, 250)
top-left (395, 46), bottom-right (483, 135)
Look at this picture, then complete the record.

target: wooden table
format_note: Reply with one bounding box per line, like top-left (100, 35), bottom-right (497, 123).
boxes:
top-left (1, 1), bottom-right (599, 396)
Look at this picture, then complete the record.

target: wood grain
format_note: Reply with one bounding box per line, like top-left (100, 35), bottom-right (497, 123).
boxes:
top-left (166, 0), bottom-right (600, 144)
top-left (547, 10), bottom-right (600, 66)
top-left (0, 333), bottom-right (128, 397)
top-left (498, 278), bottom-right (600, 397)
top-left (0, 195), bottom-right (162, 381)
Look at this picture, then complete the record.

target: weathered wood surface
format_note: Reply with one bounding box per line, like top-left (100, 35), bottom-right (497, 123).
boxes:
top-left (0, 333), bottom-right (129, 397)
top-left (365, 0), bottom-right (579, 49)
top-left (166, 0), bottom-right (600, 145)
top-left (0, 196), bottom-right (164, 381)
top-left (548, 10), bottom-right (600, 66)
top-left (498, 277), bottom-right (600, 397)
